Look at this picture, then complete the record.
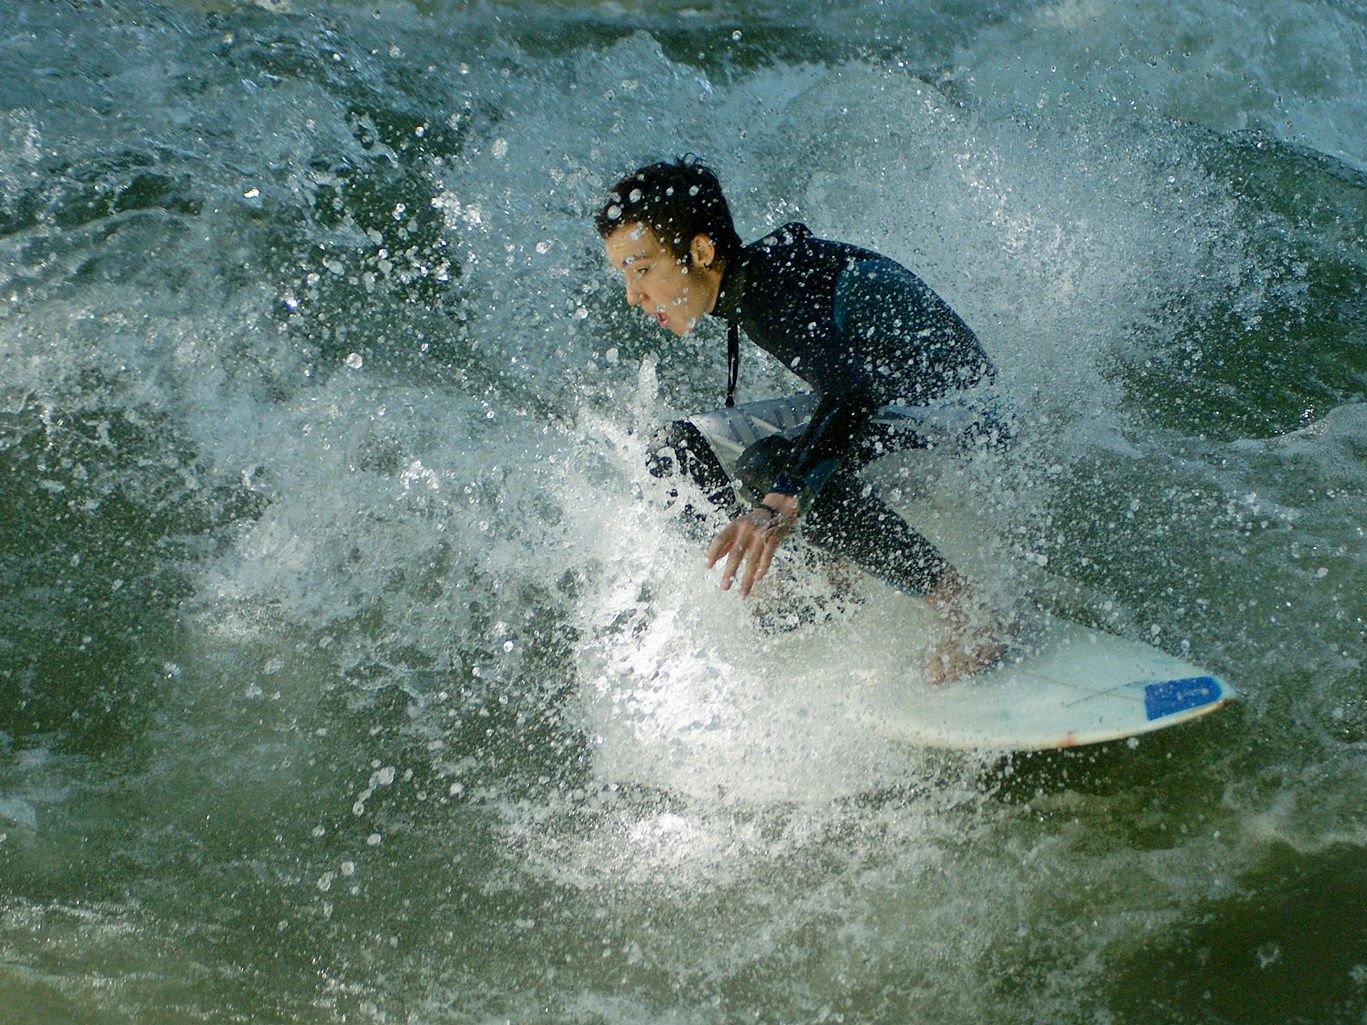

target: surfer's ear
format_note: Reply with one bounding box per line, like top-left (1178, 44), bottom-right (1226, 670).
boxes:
top-left (690, 233), bottom-right (717, 270)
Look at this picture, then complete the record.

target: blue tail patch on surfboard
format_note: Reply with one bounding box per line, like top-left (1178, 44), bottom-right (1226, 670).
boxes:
top-left (1144, 676), bottom-right (1221, 720)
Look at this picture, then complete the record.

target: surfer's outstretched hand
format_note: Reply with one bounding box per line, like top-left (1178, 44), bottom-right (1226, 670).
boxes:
top-left (705, 492), bottom-right (799, 596)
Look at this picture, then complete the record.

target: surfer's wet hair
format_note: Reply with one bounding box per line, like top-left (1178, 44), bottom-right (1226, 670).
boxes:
top-left (595, 157), bottom-right (743, 269)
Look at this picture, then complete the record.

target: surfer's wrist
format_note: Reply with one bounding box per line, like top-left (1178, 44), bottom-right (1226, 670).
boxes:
top-left (759, 492), bottom-right (799, 518)
top-left (746, 505), bottom-right (784, 531)
top-left (745, 494), bottom-right (796, 536)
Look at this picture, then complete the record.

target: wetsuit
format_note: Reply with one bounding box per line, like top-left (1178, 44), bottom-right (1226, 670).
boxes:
top-left (653, 222), bottom-right (998, 596)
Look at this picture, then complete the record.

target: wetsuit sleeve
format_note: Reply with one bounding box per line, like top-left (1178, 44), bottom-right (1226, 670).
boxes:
top-left (768, 257), bottom-right (990, 511)
top-left (769, 391), bottom-right (875, 510)
top-left (766, 258), bottom-right (921, 508)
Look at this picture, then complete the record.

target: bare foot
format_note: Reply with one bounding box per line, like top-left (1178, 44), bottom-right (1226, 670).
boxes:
top-left (924, 633), bottom-right (1006, 684)
top-left (922, 567), bottom-right (1008, 685)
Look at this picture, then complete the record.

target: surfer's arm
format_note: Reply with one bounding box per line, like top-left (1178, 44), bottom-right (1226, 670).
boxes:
top-left (765, 259), bottom-right (945, 508)
top-left (768, 390), bottom-right (875, 513)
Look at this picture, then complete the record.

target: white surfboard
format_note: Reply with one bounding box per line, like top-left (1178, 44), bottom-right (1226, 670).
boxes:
top-left (676, 394), bottom-right (1237, 753)
top-left (846, 617), bottom-right (1235, 751)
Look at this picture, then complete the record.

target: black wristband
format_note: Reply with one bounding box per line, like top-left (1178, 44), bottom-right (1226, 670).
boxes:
top-left (756, 503), bottom-right (782, 519)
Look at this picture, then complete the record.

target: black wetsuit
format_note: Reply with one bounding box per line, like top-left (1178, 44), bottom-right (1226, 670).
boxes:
top-left (654, 222), bottom-right (998, 596)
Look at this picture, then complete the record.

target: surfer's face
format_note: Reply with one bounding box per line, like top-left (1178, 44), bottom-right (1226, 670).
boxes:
top-left (604, 223), bottom-right (720, 336)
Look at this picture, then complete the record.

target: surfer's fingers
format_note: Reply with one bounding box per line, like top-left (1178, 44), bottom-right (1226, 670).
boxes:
top-left (738, 545), bottom-right (761, 596)
top-left (705, 519), bottom-right (744, 567)
top-left (735, 523), bottom-right (776, 595)
top-left (704, 528), bottom-right (732, 567)
top-left (720, 534), bottom-right (749, 590)
top-left (750, 534), bottom-right (780, 587)
top-left (739, 526), bottom-right (781, 595)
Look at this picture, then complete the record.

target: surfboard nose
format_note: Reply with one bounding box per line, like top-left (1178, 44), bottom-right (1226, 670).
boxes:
top-left (1144, 675), bottom-right (1228, 721)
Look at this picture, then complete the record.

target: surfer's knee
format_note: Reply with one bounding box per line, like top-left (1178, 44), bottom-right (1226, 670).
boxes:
top-left (648, 421), bottom-right (727, 487)
top-left (646, 420), bottom-right (736, 517)
top-left (647, 420), bottom-right (693, 479)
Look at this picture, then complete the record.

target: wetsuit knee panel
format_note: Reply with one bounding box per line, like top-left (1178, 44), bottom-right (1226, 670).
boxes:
top-left (647, 421), bottom-right (731, 492)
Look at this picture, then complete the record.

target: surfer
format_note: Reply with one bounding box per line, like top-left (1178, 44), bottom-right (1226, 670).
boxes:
top-left (596, 158), bottom-right (1007, 683)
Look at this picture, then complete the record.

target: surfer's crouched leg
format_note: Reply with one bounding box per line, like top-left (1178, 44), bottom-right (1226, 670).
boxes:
top-left (647, 420), bottom-right (740, 531)
top-left (802, 463), bottom-right (949, 597)
top-left (734, 435), bottom-right (948, 598)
